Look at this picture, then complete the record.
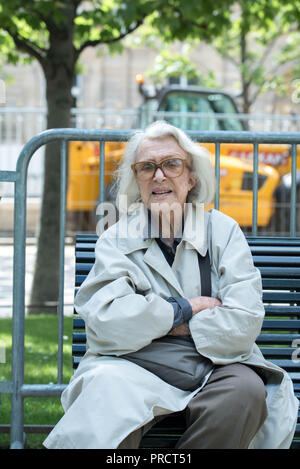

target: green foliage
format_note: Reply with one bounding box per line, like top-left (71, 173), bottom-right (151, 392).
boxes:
top-left (280, 0), bottom-right (300, 26)
top-left (148, 0), bottom-right (234, 43)
top-left (291, 78), bottom-right (300, 103)
top-left (0, 0), bottom-right (49, 58)
top-left (207, 0), bottom-right (299, 111)
top-left (0, 0), bottom-right (160, 66)
top-left (278, 31), bottom-right (300, 68)
top-left (0, 0), bottom-right (243, 68)
top-left (146, 48), bottom-right (200, 84)
top-left (145, 46), bottom-right (220, 88)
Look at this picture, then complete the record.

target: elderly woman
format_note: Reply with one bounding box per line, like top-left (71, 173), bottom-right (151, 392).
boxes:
top-left (44, 121), bottom-right (298, 449)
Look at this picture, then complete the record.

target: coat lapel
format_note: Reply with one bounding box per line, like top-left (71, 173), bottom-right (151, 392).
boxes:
top-left (143, 240), bottom-right (184, 296)
top-left (181, 202), bottom-right (208, 257)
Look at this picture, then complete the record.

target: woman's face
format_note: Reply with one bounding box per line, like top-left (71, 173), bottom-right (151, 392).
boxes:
top-left (134, 136), bottom-right (196, 213)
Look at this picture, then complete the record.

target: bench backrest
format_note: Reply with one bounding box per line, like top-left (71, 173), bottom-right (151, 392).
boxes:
top-left (72, 234), bottom-right (300, 448)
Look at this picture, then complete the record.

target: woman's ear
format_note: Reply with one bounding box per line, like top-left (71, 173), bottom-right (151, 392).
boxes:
top-left (188, 175), bottom-right (197, 191)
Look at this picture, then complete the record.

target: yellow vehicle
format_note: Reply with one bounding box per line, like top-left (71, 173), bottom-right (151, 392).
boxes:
top-left (67, 80), bottom-right (299, 232)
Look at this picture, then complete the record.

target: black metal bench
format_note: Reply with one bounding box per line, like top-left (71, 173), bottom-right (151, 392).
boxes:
top-left (72, 233), bottom-right (300, 449)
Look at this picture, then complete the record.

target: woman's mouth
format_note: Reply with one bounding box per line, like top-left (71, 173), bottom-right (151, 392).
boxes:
top-left (152, 189), bottom-right (172, 198)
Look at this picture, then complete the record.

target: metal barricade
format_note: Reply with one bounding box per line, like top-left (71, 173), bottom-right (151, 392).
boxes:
top-left (0, 128), bottom-right (299, 449)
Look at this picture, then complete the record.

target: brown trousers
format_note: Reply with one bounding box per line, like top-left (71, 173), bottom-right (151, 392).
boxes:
top-left (118, 363), bottom-right (268, 449)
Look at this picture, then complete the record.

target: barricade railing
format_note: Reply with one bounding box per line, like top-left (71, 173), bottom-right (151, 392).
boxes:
top-left (0, 128), bottom-right (299, 449)
top-left (1, 107), bottom-right (300, 197)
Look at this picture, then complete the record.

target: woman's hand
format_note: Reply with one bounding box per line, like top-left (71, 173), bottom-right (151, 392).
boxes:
top-left (188, 296), bottom-right (222, 316)
top-left (169, 296), bottom-right (222, 336)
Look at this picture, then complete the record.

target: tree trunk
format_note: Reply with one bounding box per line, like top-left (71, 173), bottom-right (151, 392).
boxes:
top-left (28, 6), bottom-right (76, 314)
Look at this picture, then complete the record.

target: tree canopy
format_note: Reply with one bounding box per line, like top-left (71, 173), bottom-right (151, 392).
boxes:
top-left (0, 1), bottom-right (152, 64)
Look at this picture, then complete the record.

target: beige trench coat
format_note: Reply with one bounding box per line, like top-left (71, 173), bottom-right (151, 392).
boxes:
top-left (44, 206), bottom-right (299, 449)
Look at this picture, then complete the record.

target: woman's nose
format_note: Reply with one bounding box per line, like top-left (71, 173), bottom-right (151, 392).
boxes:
top-left (153, 167), bottom-right (166, 181)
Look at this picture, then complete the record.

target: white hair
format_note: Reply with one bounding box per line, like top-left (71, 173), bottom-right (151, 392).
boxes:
top-left (115, 120), bottom-right (215, 212)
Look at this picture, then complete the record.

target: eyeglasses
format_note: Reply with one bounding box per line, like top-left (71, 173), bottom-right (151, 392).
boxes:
top-left (131, 157), bottom-right (189, 181)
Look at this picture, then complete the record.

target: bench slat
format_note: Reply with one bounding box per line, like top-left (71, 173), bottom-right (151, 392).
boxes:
top-left (259, 267), bottom-right (300, 277)
top-left (250, 245), bottom-right (300, 253)
top-left (262, 278), bottom-right (300, 289)
top-left (253, 255), bottom-right (300, 266)
top-left (262, 319), bottom-right (300, 330)
top-left (73, 317), bottom-right (85, 329)
top-left (264, 305), bottom-right (300, 317)
top-left (267, 359), bottom-right (300, 372)
top-left (263, 292), bottom-right (300, 303)
top-left (72, 332), bottom-right (87, 343)
top-left (257, 333), bottom-right (300, 344)
top-left (259, 347), bottom-right (299, 358)
top-left (247, 237), bottom-right (300, 246)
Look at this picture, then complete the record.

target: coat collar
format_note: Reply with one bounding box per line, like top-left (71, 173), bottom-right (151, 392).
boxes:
top-left (180, 202), bottom-right (208, 257)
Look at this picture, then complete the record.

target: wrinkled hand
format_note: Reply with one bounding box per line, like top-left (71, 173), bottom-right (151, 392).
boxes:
top-left (188, 296), bottom-right (222, 316)
top-left (169, 296), bottom-right (221, 336)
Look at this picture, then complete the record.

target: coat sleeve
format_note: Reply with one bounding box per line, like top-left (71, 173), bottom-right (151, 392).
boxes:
top-left (189, 218), bottom-right (265, 364)
top-left (74, 236), bottom-right (174, 356)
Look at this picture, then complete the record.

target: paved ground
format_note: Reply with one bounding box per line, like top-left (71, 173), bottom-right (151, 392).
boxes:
top-left (0, 241), bottom-right (75, 318)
